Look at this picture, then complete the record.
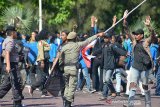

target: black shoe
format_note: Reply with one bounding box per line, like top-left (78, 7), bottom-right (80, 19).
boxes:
top-left (151, 83), bottom-right (156, 89)
top-left (149, 80), bottom-right (154, 84)
top-left (63, 98), bottom-right (66, 107)
top-left (122, 83), bottom-right (127, 93)
top-left (65, 100), bottom-right (71, 107)
top-left (116, 92), bottom-right (121, 96)
top-left (122, 94), bottom-right (129, 97)
top-left (14, 104), bottom-right (23, 107)
top-left (140, 94), bottom-right (145, 98)
top-left (13, 101), bottom-right (23, 107)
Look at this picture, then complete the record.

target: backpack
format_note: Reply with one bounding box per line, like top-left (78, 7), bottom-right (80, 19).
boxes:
top-left (113, 43), bottom-right (127, 68)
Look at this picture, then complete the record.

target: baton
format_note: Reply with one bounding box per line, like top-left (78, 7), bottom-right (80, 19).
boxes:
top-left (104, 0), bottom-right (147, 33)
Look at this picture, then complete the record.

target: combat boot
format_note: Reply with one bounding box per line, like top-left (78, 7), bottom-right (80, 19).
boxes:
top-left (13, 101), bottom-right (23, 107)
top-left (65, 100), bottom-right (71, 107)
top-left (62, 97), bottom-right (66, 107)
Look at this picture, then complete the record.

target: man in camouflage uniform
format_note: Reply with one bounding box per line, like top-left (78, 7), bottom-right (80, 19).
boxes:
top-left (59, 31), bottom-right (104, 107)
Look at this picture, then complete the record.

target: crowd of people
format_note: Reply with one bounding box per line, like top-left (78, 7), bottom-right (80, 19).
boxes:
top-left (0, 10), bottom-right (160, 107)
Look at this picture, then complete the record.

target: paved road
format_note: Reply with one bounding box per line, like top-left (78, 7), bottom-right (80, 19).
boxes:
top-left (0, 85), bottom-right (160, 107)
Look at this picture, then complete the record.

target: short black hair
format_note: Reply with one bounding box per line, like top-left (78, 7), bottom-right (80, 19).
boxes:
top-left (5, 26), bottom-right (16, 36)
top-left (25, 34), bottom-right (30, 41)
top-left (33, 31), bottom-right (38, 35)
top-left (152, 37), bottom-right (158, 44)
top-left (55, 30), bottom-right (60, 34)
top-left (6, 30), bottom-right (14, 36)
top-left (0, 30), bottom-right (6, 37)
top-left (50, 33), bottom-right (57, 43)
top-left (36, 29), bottom-right (49, 41)
top-left (115, 35), bottom-right (123, 44)
top-left (62, 30), bottom-right (69, 36)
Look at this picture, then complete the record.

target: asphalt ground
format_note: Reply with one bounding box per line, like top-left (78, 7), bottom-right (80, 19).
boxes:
top-left (0, 85), bottom-right (159, 107)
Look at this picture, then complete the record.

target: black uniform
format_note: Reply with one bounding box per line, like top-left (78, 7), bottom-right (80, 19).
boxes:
top-left (0, 36), bottom-right (23, 107)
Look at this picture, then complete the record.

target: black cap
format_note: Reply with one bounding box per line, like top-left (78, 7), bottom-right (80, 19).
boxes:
top-left (132, 29), bottom-right (144, 35)
top-left (5, 26), bottom-right (16, 32)
top-left (104, 32), bottom-right (112, 38)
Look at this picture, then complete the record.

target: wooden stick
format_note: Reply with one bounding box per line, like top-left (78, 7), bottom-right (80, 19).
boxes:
top-left (104, 0), bottom-right (147, 33)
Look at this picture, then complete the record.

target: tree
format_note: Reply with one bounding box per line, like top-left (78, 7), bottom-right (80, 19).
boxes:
top-left (0, 0), bottom-right (160, 35)
top-left (2, 6), bottom-right (36, 34)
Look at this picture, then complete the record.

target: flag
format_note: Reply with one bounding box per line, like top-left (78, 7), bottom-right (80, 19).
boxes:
top-left (81, 39), bottom-right (97, 68)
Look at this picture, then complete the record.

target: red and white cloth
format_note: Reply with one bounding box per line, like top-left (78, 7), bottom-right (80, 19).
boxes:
top-left (81, 40), bottom-right (97, 68)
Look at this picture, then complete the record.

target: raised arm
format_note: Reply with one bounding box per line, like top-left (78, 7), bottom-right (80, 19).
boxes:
top-left (123, 10), bottom-right (135, 41)
top-left (21, 35), bottom-right (30, 48)
top-left (90, 16), bottom-right (98, 36)
top-left (78, 32), bottom-right (104, 48)
top-left (108, 15), bottom-right (117, 35)
top-left (144, 16), bottom-right (156, 43)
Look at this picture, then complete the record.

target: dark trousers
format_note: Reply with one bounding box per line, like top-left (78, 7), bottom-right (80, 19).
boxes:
top-left (156, 66), bottom-right (160, 95)
top-left (92, 58), bottom-right (103, 91)
top-left (0, 56), bottom-right (2, 70)
top-left (0, 63), bottom-right (23, 103)
top-left (60, 74), bottom-right (65, 99)
top-left (28, 64), bottom-right (37, 85)
top-left (0, 57), bottom-right (2, 83)
top-left (31, 60), bottom-right (49, 95)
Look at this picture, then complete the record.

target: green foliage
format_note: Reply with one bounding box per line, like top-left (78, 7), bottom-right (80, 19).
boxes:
top-left (129, 16), bottom-right (158, 38)
top-left (45, 0), bottom-right (75, 25)
top-left (2, 6), bottom-right (34, 34)
top-left (0, 0), bottom-right (160, 35)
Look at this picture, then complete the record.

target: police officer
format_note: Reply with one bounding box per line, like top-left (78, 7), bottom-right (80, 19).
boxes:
top-left (0, 26), bottom-right (23, 107)
top-left (59, 31), bottom-right (104, 107)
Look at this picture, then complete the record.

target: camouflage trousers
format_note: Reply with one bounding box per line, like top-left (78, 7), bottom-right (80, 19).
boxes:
top-left (63, 67), bottom-right (78, 102)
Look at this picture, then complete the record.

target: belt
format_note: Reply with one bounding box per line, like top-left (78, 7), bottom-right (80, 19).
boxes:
top-left (4, 62), bottom-right (18, 65)
top-left (65, 63), bottom-right (77, 66)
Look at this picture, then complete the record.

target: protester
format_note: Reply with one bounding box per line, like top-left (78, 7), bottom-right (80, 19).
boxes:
top-left (48, 34), bottom-right (58, 74)
top-left (28, 29), bottom-right (50, 97)
top-left (123, 12), bottom-right (155, 107)
top-left (22, 31), bottom-right (38, 85)
top-left (99, 30), bottom-right (127, 100)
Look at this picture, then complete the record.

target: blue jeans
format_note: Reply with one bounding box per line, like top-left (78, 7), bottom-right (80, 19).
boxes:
top-left (115, 68), bottom-right (123, 93)
top-left (77, 68), bottom-right (91, 90)
top-left (156, 66), bottom-right (160, 95)
top-left (102, 69), bottom-right (116, 97)
top-left (82, 68), bottom-right (91, 90)
top-left (129, 66), bottom-right (150, 85)
top-left (77, 69), bottom-right (82, 90)
top-left (128, 66), bottom-right (151, 106)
